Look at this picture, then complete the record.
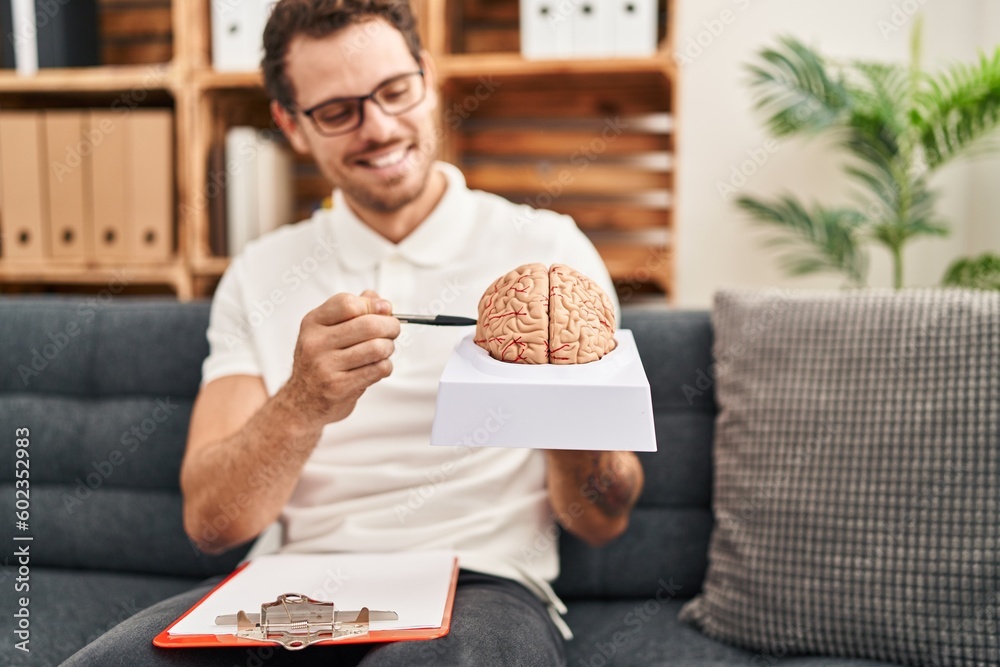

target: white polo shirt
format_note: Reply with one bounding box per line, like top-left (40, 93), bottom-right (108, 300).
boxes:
top-left (201, 161), bottom-right (620, 629)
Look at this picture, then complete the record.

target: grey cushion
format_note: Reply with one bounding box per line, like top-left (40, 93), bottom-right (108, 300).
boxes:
top-left (680, 289), bottom-right (1000, 667)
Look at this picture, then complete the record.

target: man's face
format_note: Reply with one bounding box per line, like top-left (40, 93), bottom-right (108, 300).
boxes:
top-left (279, 19), bottom-right (439, 213)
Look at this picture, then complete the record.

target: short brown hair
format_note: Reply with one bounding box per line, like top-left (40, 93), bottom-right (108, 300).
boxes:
top-left (262, 0), bottom-right (423, 111)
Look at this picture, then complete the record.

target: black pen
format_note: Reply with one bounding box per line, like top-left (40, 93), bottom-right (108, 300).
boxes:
top-left (393, 313), bottom-right (478, 326)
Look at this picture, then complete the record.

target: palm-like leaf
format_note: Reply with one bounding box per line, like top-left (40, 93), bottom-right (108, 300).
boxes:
top-left (845, 62), bottom-right (909, 174)
top-left (849, 62), bottom-right (910, 144)
top-left (737, 195), bottom-right (867, 284)
top-left (747, 36), bottom-right (852, 136)
top-left (942, 253), bottom-right (1000, 290)
top-left (869, 178), bottom-right (947, 243)
top-left (843, 63), bottom-right (924, 230)
top-left (913, 49), bottom-right (1000, 167)
top-left (741, 32), bottom-right (1000, 288)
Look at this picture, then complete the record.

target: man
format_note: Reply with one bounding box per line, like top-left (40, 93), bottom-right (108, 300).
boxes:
top-left (65, 1), bottom-right (643, 664)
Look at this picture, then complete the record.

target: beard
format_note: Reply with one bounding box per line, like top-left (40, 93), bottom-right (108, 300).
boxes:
top-left (332, 134), bottom-right (438, 214)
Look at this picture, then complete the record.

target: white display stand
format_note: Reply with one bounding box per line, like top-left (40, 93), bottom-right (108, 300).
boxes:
top-left (430, 330), bottom-right (656, 452)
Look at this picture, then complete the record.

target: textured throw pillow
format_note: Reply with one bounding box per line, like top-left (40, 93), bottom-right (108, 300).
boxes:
top-left (679, 289), bottom-right (999, 667)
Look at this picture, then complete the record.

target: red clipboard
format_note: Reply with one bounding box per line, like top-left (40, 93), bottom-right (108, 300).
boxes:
top-left (153, 556), bottom-right (459, 648)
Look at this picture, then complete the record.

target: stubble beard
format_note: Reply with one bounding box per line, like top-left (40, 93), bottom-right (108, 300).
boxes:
top-left (339, 141), bottom-right (436, 214)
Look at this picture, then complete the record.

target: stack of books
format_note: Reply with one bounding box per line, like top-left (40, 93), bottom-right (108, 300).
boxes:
top-left (207, 126), bottom-right (295, 257)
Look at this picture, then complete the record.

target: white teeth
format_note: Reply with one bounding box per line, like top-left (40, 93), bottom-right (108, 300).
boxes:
top-left (365, 148), bottom-right (407, 169)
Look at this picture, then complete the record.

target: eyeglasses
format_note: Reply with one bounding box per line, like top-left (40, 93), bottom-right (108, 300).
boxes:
top-left (298, 70), bottom-right (426, 137)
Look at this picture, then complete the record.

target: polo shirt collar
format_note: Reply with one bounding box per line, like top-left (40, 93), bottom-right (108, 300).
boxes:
top-left (329, 161), bottom-right (476, 273)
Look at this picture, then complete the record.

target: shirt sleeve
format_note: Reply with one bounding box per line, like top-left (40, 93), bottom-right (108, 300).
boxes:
top-left (200, 254), bottom-right (263, 388)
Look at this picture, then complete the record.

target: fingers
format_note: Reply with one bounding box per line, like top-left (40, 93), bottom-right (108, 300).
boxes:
top-left (334, 313), bottom-right (401, 349)
top-left (358, 357), bottom-right (393, 383)
top-left (287, 291), bottom-right (398, 426)
top-left (310, 292), bottom-right (392, 326)
top-left (296, 313), bottom-right (399, 370)
top-left (325, 351), bottom-right (394, 399)
top-left (337, 337), bottom-right (397, 371)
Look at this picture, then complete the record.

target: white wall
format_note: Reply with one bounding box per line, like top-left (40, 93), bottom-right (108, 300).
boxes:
top-left (673, 0), bottom-right (1000, 307)
top-left (969, 0), bottom-right (1000, 254)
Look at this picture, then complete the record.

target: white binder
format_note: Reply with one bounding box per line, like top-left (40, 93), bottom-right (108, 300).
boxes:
top-left (256, 1), bottom-right (280, 64)
top-left (255, 134), bottom-right (294, 238)
top-left (520, 0), bottom-right (573, 60)
top-left (225, 127), bottom-right (294, 257)
top-left (212, 0), bottom-right (268, 71)
top-left (612, 0), bottom-right (658, 57)
top-left (225, 126), bottom-right (259, 255)
top-left (9, 0), bottom-right (37, 75)
top-left (571, 0), bottom-right (612, 58)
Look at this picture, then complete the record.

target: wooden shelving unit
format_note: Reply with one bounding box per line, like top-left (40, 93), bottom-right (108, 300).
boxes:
top-left (0, 0), bottom-right (189, 297)
top-left (0, 65), bottom-right (177, 93)
top-left (438, 52), bottom-right (674, 78)
top-left (0, 0), bottom-right (677, 301)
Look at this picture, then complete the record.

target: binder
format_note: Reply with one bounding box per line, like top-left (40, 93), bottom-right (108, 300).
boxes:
top-left (126, 110), bottom-right (173, 261)
top-left (207, 141), bottom-right (229, 256)
top-left (211, 0), bottom-right (253, 71)
top-left (2, 0), bottom-right (99, 74)
top-left (0, 0), bottom-right (15, 69)
top-left (34, 0), bottom-right (100, 69)
top-left (224, 126), bottom-right (259, 256)
top-left (154, 551), bottom-right (459, 649)
top-left (224, 127), bottom-right (294, 256)
top-left (572, 0), bottom-right (611, 58)
top-left (212, 0), bottom-right (273, 71)
top-left (8, 0), bottom-right (36, 75)
top-left (520, 0), bottom-right (573, 60)
top-left (0, 111), bottom-right (48, 259)
top-left (45, 111), bottom-right (92, 260)
top-left (612, 0), bottom-right (658, 57)
top-left (255, 133), bottom-right (294, 238)
top-left (89, 111), bottom-right (130, 260)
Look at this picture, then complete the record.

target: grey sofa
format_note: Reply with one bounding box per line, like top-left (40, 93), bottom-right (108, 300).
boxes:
top-left (0, 296), bottom-right (896, 666)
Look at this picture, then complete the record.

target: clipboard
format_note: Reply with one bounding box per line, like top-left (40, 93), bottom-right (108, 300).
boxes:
top-left (154, 554), bottom-right (459, 649)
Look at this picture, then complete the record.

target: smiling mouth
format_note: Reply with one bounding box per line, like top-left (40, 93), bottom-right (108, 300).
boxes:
top-left (356, 146), bottom-right (411, 169)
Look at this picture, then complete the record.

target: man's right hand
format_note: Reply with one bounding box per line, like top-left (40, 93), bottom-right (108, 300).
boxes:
top-left (279, 290), bottom-right (401, 430)
top-left (181, 290), bottom-right (400, 554)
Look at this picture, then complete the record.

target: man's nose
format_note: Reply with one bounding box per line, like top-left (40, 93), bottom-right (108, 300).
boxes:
top-left (356, 98), bottom-right (398, 143)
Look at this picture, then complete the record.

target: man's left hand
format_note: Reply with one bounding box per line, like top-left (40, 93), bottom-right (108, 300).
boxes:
top-left (543, 449), bottom-right (644, 547)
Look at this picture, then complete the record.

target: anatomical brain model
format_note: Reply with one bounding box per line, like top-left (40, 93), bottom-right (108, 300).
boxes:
top-left (474, 263), bottom-right (617, 364)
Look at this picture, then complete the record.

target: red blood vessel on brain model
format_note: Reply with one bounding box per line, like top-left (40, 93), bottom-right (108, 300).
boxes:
top-left (473, 263), bottom-right (618, 365)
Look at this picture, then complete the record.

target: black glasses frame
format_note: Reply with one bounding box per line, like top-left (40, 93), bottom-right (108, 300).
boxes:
top-left (299, 69), bottom-right (426, 137)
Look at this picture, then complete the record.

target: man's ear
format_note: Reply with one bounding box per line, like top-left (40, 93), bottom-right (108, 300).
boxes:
top-left (271, 100), bottom-right (310, 154)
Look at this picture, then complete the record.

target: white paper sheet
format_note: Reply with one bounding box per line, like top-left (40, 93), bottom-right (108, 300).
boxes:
top-left (168, 550), bottom-right (456, 636)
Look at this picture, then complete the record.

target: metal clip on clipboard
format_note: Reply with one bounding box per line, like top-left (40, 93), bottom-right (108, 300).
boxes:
top-left (215, 593), bottom-right (399, 650)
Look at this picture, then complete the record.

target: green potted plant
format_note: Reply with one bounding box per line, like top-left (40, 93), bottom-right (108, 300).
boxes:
top-left (737, 19), bottom-right (1000, 288)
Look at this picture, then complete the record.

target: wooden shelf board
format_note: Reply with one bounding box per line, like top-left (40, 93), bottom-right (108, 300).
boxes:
top-left (190, 256), bottom-right (231, 276)
top-left (596, 243), bottom-right (672, 285)
top-left (195, 70), bottom-right (264, 90)
top-left (0, 261), bottom-right (183, 284)
top-left (438, 53), bottom-right (672, 80)
top-left (0, 64), bottom-right (176, 93)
